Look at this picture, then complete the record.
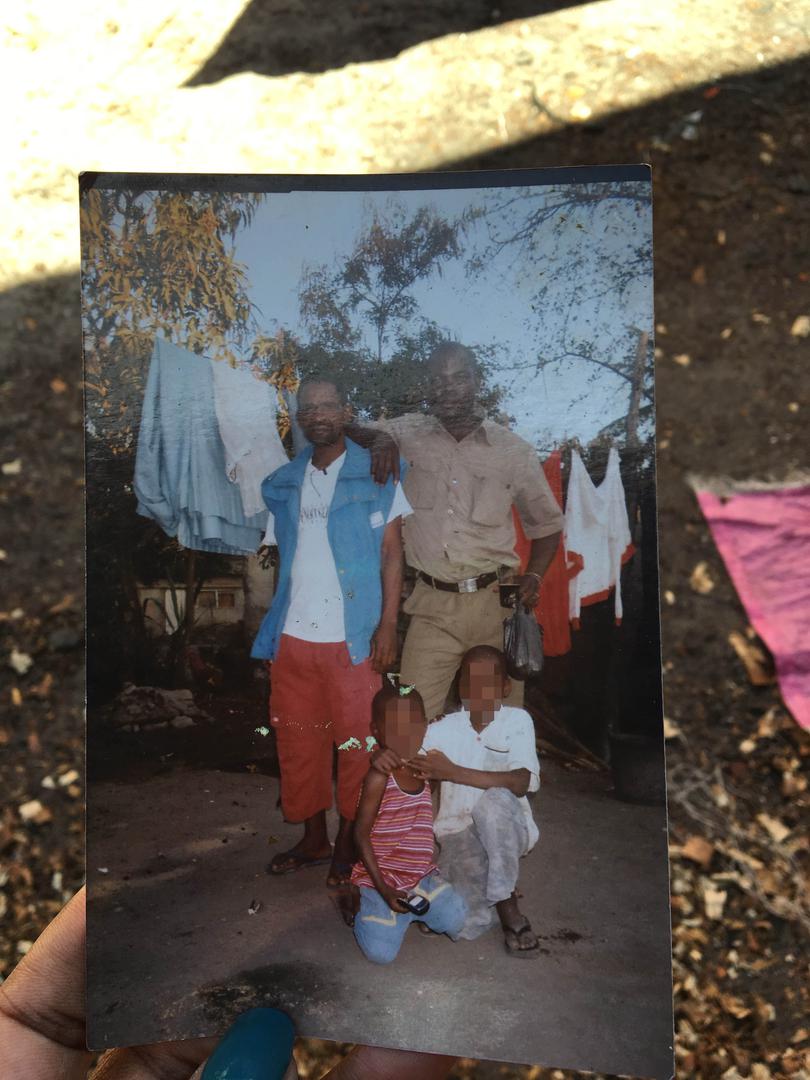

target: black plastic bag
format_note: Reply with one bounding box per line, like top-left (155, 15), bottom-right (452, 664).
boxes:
top-left (503, 605), bottom-right (544, 680)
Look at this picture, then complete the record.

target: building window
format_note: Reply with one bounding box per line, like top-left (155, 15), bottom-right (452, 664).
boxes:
top-left (197, 589), bottom-right (237, 609)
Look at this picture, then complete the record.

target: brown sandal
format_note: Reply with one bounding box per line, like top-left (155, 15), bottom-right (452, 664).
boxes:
top-left (325, 860), bottom-right (354, 888)
top-left (503, 918), bottom-right (541, 959)
top-left (267, 849), bottom-right (332, 875)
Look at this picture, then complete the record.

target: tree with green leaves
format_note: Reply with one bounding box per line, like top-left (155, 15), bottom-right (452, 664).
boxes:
top-left (296, 203), bottom-right (505, 421)
top-left (470, 182), bottom-right (653, 446)
top-left (299, 202), bottom-right (461, 364)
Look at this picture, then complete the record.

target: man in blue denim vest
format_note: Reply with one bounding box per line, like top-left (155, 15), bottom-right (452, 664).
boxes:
top-left (251, 376), bottom-right (411, 887)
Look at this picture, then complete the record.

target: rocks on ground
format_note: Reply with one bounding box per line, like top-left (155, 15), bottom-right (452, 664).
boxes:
top-left (101, 685), bottom-right (214, 732)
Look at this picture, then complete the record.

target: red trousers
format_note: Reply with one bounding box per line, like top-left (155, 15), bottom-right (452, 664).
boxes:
top-left (268, 635), bottom-right (380, 823)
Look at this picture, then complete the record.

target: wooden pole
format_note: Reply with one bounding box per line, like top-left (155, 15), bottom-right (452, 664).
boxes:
top-left (184, 548), bottom-right (196, 642)
top-left (625, 329), bottom-right (649, 446)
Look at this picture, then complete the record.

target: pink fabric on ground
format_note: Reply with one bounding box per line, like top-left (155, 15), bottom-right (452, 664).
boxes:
top-left (696, 485), bottom-right (810, 730)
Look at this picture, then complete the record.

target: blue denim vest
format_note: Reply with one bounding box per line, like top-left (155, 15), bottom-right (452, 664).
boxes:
top-left (250, 438), bottom-right (406, 665)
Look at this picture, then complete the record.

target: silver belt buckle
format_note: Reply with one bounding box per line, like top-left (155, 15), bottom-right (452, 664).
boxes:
top-left (458, 576), bottom-right (478, 593)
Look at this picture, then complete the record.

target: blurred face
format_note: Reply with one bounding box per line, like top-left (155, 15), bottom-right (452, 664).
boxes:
top-left (427, 351), bottom-right (478, 423)
top-left (460, 657), bottom-right (506, 714)
top-left (375, 697), bottom-right (428, 759)
top-left (297, 382), bottom-right (349, 446)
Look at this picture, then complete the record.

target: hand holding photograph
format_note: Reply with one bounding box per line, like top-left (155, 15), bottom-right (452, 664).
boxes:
top-left (81, 166), bottom-right (672, 1078)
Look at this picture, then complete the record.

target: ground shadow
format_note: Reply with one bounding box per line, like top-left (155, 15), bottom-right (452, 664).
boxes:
top-left (4, 45), bottom-right (808, 1072)
top-left (185, 0), bottom-right (598, 84)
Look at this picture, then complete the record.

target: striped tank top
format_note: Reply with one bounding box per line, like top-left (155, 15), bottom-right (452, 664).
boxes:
top-left (351, 773), bottom-right (438, 891)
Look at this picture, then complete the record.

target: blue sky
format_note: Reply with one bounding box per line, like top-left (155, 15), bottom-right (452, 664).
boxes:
top-left (234, 183), bottom-right (653, 451)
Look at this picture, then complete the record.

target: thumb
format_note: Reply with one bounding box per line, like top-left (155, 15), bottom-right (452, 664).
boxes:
top-left (199, 1008), bottom-right (297, 1080)
top-left (93, 1007), bottom-right (297, 1079)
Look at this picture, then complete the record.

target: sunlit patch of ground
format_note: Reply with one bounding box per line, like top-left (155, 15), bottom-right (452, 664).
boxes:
top-left (3, 0), bottom-right (806, 289)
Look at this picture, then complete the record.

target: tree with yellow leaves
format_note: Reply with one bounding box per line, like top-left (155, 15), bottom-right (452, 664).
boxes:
top-left (80, 187), bottom-right (284, 701)
top-left (80, 187), bottom-right (267, 449)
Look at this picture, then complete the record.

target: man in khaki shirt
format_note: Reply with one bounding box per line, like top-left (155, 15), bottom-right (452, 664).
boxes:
top-left (354, 341), bottom-right (563, 719)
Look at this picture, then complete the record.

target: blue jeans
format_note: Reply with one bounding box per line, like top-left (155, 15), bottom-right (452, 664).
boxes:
top-left (353, 873), bottom-right (467, 964)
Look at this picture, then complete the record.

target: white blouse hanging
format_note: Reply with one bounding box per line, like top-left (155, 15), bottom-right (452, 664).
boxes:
top-left (564, 447), bottom-right (634, 625)
top-left (209, 359), bottom-right (290, 518)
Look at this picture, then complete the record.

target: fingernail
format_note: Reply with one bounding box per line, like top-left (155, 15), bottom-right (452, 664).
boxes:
top-left (201, 1007), bottom-right (295, 1080)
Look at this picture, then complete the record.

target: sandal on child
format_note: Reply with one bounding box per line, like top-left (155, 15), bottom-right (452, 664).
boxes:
top-left (503, 918), bottom-right (541, 959)
top-left (325, 860), bottom-right (354, 888)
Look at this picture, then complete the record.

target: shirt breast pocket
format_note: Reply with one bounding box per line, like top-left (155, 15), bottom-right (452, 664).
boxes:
top-left (471, 474), bottom-right (513, 527)
top-left (483, 742), bottom-right (510, 769)
top-left (405, 465), bottom-right (437, 510)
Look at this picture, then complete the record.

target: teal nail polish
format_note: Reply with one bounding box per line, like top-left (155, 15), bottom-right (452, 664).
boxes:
top-left (202, 1007), bottom-right (295, 1080)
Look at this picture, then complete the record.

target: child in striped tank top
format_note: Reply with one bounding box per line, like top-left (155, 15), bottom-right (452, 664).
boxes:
top-left (347, 684), bottom-right (467, 964)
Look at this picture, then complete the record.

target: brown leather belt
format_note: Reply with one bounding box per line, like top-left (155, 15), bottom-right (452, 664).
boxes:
top-left (419, 571), bottom-right (499, 594)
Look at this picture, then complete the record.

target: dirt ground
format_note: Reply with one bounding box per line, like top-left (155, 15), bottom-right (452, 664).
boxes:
top-left (1, 3), bottom-right (809, 1079)
top-left (85, 761), bottom-right (672, 1077)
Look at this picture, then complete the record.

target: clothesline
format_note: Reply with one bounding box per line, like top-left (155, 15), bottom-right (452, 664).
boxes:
top-left (134, 339), bottom-right (637, 629)
top-left (515, 445), bottom-right (636, 655)
top-left (134, 338), bottom-right (273, 555)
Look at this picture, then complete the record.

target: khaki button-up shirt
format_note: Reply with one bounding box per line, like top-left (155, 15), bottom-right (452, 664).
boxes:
top-left (383, 413), bottom-right (563, 581)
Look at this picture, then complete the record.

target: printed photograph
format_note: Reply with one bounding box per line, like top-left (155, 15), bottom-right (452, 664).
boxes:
top-left (81, 167), bottom-right (672, 1077)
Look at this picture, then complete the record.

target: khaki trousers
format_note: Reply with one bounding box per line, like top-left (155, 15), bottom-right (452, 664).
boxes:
top-left (399, 578), bottom-right (523, 720)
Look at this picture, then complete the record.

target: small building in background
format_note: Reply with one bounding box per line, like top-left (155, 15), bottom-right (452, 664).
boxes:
top-left (139, 576), bottom-right (245, 635)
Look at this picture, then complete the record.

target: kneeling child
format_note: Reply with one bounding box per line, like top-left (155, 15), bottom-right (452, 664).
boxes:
top-left (350, 685), bottom-right (466, 964)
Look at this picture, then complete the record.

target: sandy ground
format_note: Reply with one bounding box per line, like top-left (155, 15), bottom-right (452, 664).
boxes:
top-left (2, 0), bottom-right (806, 289)
top-left (86, 760), bottom-right (672, 1077)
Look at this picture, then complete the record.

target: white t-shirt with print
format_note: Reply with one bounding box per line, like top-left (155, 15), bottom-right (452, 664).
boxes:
top-left (263, 452), bottom-right (412, 643)
top-left (421, 706), bottom-right (540, 850)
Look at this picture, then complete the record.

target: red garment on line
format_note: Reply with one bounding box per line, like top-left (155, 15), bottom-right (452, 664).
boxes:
top-left (513, 450), bottom-right (573, 657)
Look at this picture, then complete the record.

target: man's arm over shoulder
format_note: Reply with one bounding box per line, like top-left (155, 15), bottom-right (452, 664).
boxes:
top-left (345, 419), bottom-right (406, 485)
top-left (363, 414), bottom-right (426, 449)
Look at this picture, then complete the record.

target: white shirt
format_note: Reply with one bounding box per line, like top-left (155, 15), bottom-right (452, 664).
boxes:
top-left (263, 452), bottom-right (412, 642)
top-left (421, 706), bottom-right (540, 850)
top-left (565, 447), bottom-right (634, 623)
top-left (209, 359), bottom-right (289, 518)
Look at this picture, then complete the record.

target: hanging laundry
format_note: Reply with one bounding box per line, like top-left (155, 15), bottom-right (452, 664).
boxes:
top-left (282, 385), bottom-right (310, 456)
top-left (565, 447), bottom-right (634, 627)
top-left (209, 358), bottom-right (289, 517)
top-left (513, 451), bottom-right (574, 656)
top-left (695, 481), bottom-right (810, 731)
top-left (134, 337), bottom-right (268, 555)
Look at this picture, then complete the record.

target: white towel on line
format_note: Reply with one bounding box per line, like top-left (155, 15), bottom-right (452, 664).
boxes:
top-left (209, 359), bottom-right (290, 518)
